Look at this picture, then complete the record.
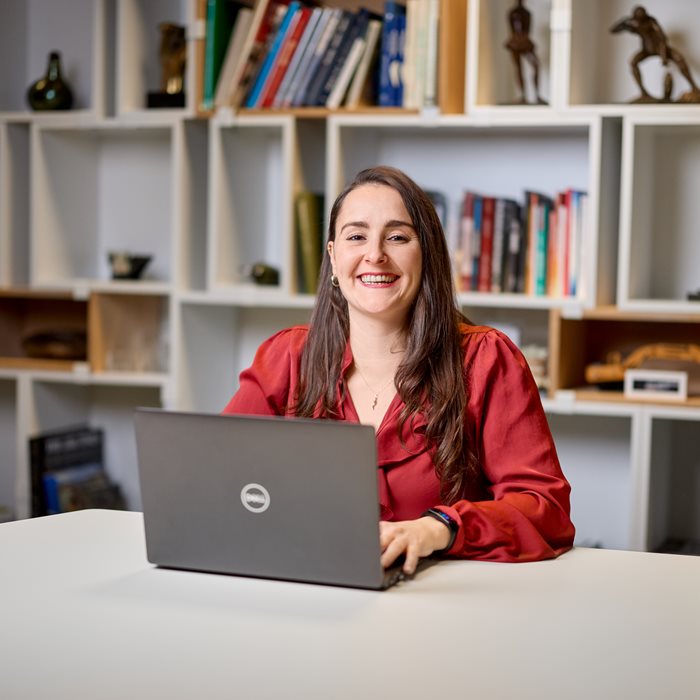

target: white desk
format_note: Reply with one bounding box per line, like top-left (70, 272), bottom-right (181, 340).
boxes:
top-left (1, 510), bottom-right (698, 700)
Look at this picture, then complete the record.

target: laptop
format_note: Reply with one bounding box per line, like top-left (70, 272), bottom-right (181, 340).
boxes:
top-left (134, 408), bottom-right (431, 589)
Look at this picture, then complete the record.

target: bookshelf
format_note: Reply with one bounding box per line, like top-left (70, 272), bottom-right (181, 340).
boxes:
top-left (0, 0), bottom-right (699, 554)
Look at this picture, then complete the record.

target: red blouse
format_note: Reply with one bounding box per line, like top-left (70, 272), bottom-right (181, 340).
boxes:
top-left (223, 324), bottom-right (575, 562)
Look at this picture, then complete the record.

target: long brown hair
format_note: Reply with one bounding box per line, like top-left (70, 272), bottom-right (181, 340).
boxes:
top-left (294, 166), bottom-right (479, 502)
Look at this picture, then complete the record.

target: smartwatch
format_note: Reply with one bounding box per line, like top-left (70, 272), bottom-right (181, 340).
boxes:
top-left (422, 507), bottom-right (459, 552)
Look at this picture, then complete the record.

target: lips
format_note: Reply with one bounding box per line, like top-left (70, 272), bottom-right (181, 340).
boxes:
top-left (359, 274), bottom-right (399, 284)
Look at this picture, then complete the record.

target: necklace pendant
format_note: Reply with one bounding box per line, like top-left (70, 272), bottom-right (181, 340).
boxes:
top-left (371, 395), bottom-right (378, 410)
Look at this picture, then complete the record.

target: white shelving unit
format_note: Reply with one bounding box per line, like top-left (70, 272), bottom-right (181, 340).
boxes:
top-left (0, 0), bottom-right (698, 551)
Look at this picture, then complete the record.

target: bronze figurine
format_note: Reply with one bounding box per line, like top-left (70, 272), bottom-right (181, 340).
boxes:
top-left (504, 0), bottom-right (547, 105)
top-left (158, 22), bottom-right (187, 95)
top-left (610, 6), bottom-right (700, 103)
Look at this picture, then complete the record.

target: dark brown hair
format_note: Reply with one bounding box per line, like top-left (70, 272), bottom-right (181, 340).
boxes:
top-left (294, 166), bottom-right (478, 502)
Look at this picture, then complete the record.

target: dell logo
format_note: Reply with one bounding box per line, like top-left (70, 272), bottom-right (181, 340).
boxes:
top-left (240, 483), bottom-right (270, 513)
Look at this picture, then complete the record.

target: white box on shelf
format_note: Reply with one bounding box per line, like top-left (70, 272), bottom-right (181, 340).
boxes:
top-left (624, 369), bottom-right (688, 401)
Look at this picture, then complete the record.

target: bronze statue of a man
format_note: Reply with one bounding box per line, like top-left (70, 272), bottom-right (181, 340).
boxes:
top-left (610, 6), bottom-right (700, 103)
top-left (505, 0), bottom-right (547, 104)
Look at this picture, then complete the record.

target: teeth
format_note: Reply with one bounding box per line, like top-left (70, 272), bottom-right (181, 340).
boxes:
top-left (361, 274), bottom-right (397, 283)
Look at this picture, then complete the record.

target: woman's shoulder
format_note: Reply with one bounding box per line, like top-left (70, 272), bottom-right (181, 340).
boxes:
top-left (458, 323), bottom-right (527, 368)
top-left (258, 325), bottom-right (310, 356)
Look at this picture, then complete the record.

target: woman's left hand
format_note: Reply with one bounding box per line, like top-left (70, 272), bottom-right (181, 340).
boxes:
top-left (380, 517), bottom-right (451, 575)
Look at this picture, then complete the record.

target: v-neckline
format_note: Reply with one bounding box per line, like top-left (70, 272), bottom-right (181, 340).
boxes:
top-left (344, 382), bottom-right (400, 435)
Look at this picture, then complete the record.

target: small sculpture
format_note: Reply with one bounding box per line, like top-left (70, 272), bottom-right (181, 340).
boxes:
top-left (147, 23), bottom-right (187, 108)
top-left (504, 0), bottom-right (547, 105)
top-left (610, 6), bottom-right (700, 104)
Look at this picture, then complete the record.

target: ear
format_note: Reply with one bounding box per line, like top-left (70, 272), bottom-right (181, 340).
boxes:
top-left (327, 241), bottom-right (336, 272)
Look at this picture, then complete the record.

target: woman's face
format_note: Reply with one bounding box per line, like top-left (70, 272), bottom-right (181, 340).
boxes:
top-left (328, 183), bottom-right (423, 328)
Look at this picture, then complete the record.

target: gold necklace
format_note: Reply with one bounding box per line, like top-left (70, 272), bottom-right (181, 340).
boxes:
top-left (353, 364), bottom-right (395, 410)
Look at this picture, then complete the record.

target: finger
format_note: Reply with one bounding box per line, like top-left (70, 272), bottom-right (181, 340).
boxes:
top-left (403, 545), bottom-right (420, 575)
top-left (379, 521), bottom-right (399, 550)
top-left (380, 538), bottom-right (406, 569)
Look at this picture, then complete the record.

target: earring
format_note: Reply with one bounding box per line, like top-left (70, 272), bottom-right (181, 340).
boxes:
top-left (331, 274), bottom-right (340, 288)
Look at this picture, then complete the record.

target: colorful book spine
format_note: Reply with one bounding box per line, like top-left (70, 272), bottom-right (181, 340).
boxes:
top-left (378, 1), bottom-right (405, 107)
top-left (245, 1), bottom-right (301, 108)
top-left (477, 196), bottom-right (495, 292)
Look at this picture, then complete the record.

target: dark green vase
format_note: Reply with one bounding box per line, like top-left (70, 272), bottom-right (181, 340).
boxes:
top-left (27, 51), bottom-right (74, 111)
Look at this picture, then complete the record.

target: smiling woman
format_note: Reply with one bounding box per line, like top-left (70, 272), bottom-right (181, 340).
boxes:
top-left (223, 166), bottom-right (575, 574)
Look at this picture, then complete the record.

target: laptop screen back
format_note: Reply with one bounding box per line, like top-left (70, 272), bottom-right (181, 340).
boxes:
top-left (134, 409), bottom-right (385, 588)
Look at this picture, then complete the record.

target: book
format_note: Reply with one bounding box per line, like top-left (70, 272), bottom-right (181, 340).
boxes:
top-left (228, 0), bottom-right (291, 109)
top-left (345, 18), bottom-right (382, 108)
top-left (246, 1), bottom-right (302, 108)
top-left (273, 7), bottom-right (323, 108)
top-left (29, 425), bottom-right (104, 517)
top-left (401, 0), bottom-right (419, 108)
top-left (261, 6), bottom-right (313, 108)
top-left (295, 191), bottom-right (325, 294)
top-left (437, 0), bottom-right (467, 114)
top-left (378, 1), bottom-right (405, 107)
top-left (292, 8), bottom-right (343, 106)
top-left (325, 27), bottom-right (368, 109)
top-left (304, 9), bottom-right (355, 107)
top-left (470, 193), bottom-right (483, 291)
top-left (318, 9), bottom-right (374, 108)
top-left (477, 196), bottom-right (495, 292)
top-left (459, 191), bottom-right (475, 291)
top-left (278, 7), bottom-right (331, 108)
top-left (202, 0), bottom-right (247, 111)
top-left (491, 198), bottom-right (506, 293)
top-left (214, 7), bottom-right (254, 107)
top-left (502, 199), bottom-right (522, 293)
top-left (423, 0), bottom-right (439, 107)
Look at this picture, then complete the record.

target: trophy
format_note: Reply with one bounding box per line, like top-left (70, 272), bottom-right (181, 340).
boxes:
top-left (147, 23), bottom-right (187, 108)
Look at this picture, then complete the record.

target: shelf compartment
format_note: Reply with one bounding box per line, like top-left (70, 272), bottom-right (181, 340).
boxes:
top-left (208, 117), bottom-right (293, 293)
top-left (21, 380), bottom-right (162, 518)
top-left (32, 125), bottom-right (174, 287)
top-left (89, 292), bottom-right (169, 374)
top-left (569, 0), bottom-right (700, 107)
top-left (468, 0), bottom-right (555, 111)
top-left (116, 0), bottom-right (192, 118)
top-left (0, 122), bottom-right (30, 286)
top-left (550, 307), bottom-right (700, 406)
top-left (329, 117), bottom-right (620, 307)
top-left (175, 302), bottom-right (310, 413)
top-left (647, 412), bottom-right (700, 554)
top-left (547, 408), bottom-right (635, 550)
top-left (0, 0), bottom-right (103, 114)
top-left (176, 119), bottom-right (209, 291)
top-left (0, 290), bottom-right (89, 371)
top-left (619, 118), bottom-right (700, 310)
top-left (0, 378), bottom-right (18, 519)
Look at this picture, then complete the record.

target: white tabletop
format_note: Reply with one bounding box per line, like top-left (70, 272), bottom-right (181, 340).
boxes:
top-left (1, 510), bottom-right (699, 700)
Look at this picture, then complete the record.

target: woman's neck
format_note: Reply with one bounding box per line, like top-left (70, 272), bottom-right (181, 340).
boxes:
top-left (348, 317), bottom-right (407, 366)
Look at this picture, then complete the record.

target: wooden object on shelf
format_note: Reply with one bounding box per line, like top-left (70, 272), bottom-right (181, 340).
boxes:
top-left (89, 294), bottom-right (165, 374)
top-left (0, 289), bottom-right (89, 371)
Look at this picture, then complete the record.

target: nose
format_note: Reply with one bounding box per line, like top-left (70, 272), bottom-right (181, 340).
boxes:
top-left (364, 238), bottom-right (387, 264)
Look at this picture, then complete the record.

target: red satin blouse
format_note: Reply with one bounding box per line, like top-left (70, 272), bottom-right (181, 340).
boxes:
top-left (223, 324), bottom-right (575, 562)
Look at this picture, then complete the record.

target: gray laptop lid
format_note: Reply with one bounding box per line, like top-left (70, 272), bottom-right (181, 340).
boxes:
top-left (134, 408), bottom-right (386, 589)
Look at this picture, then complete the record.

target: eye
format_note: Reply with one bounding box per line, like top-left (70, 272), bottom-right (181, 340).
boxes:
top-left (387, 231), bottom-right (411, 242)
top-left (345, 232), bottom-right (366, 241)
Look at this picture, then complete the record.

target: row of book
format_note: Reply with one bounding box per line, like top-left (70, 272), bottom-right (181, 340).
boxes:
top-left (453, 188), bottom-right (589, 298)
top-left (198, 0), bottom-right (466, 113)
top-left (29, 425), bottom-right (126, 517)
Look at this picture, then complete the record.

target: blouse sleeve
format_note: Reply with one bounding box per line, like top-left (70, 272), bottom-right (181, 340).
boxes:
top-left (222, 327), bottom-right (305, 416)
top-left (438, 329), bottom-right (575, 562)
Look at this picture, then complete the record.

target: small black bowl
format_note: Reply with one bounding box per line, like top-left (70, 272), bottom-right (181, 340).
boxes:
top-left (108, 252), bottom-right (153, 280)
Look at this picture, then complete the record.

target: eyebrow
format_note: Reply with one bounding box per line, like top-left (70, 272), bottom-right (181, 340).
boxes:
top-left (340, 219), bottom-right (415, 233)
